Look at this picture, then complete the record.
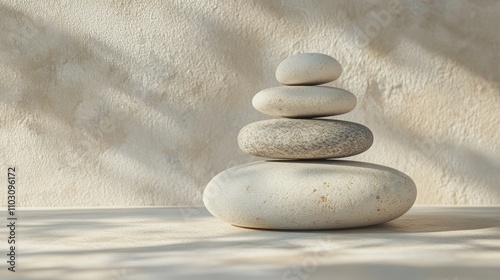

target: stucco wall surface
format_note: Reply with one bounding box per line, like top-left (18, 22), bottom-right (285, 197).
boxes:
top-left (0, 0), bottom-right (499, 206)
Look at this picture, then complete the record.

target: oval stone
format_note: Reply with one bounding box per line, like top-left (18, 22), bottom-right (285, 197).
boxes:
top-left (276, 53), bottom-right (342, 85)
top-left (203, 160), bottom-right (417, 230)
top-left (238, 119), bottom-right (373, 159)
top-left (252, 86), bottom-right (356, 118)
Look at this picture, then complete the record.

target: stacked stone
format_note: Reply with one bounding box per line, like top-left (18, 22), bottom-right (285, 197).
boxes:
top-left (240, 53), bottom-right (372, 160)
top-left (204, 53), bottom-right (416, 230)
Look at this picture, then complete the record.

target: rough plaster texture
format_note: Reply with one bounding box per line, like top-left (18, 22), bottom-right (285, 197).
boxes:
top-left (0, 0), bottom-right (499, 206)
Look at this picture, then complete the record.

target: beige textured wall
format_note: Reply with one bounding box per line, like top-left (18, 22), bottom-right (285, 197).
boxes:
top-left (0, 0), bottom-right (499, 206)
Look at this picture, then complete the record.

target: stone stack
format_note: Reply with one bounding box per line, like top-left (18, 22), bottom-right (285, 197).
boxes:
top-left (204, 53), bottom-right (416, 230)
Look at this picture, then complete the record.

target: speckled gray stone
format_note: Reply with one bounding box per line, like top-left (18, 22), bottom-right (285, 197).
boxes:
top-left (276, 53), bottom-right (342, 85)
top-left (252, 86), bottom-right (356, 118)
top-left (238, 119), bottom-right (373, 159)
top-left (203, 160), bottom-right (417, 230)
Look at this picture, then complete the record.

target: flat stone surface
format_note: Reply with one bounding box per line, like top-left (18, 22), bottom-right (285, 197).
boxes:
top-left (238, 119), bottom-right (373, 159)
top-left (204, 160), bottom-right (417, 230)
top-left (276, 53), bottom-right (342, 85)
top-left (4, 206), bottom-right (500, 280)
top-left (252, 86), bottom-right (356, 118)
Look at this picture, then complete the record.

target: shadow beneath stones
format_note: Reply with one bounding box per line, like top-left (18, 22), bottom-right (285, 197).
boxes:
top-left (237, 206), bottom-right (500, 234)
top-left (360, 207), bottom-right (500, 233)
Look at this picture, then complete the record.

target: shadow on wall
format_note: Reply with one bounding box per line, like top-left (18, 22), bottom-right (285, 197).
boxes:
top-left (0, 3), bottom-right (268, 206)
top-left (0, 4), bottom-right (180, 205)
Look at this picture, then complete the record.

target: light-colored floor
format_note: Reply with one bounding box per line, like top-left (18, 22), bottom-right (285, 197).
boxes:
top-left (1, 206), bottom-right (499, 280)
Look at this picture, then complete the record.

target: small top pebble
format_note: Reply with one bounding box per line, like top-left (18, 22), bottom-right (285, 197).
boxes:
top-left (275, 53), bottom-right (342, 86)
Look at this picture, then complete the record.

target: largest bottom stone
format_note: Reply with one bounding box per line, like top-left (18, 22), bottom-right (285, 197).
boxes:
top-left (203, 160), bottom-right (416, 230)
